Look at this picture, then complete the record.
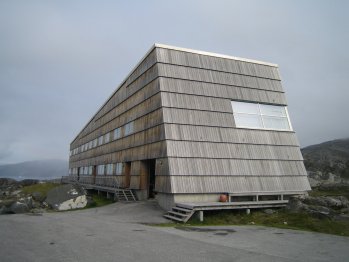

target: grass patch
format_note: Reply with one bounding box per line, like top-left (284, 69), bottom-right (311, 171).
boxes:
top-left (86, 193), bottom-right (115, 208)
top-left (21, 183), bottom-right (60, 198)
top-left (185, 209), bottom-right (349, 236)
top-left (310, 188), bottom-right (349, 199)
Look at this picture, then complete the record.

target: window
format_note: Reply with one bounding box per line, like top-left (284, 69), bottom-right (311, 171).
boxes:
top-left (124, 121), bottom-right (134, 136)
top-left (98, 135), bottom-right (104, 146)
top-left (97, 165), bottom-right (105, 175)
top-left (88, 166), bottom-right (93, 175)
top-left (104, 132), bottom-right (110, 143)
top-left (88, 141), bottom-right (93, 149)
top-left (84, 143), bottom-right (88, 151)
top-left (113, 128), bottom-right (121, 140)
top-left (93, 138), bottom-right (98, 148)
top-left (106, 164), bottom-right (114, 175)
top-left (231, 101), bottom-right (292, 131)
top-left (115, 163), bottom-right (123, 175)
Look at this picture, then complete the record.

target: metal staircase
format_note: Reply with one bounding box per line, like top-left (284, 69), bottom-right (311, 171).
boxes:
top-left (116, 189), bottom-right (137, 202)
top-left (164, 204), bottom-right (195, 223)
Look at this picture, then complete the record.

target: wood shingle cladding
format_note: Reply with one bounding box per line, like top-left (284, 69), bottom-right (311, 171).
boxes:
top-left (69, 44), bottom-right (310, 206)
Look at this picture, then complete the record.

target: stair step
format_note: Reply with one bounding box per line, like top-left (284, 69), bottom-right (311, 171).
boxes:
top-left (168, 211), bottom-right (189, 218)
top-left (163, 214), bottom-right (185, 222)
top-left (173, 207), bottom-right (193, 213)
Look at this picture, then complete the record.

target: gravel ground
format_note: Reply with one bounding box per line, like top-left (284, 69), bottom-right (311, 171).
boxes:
top-left (0, 200), bottom-right (348, 262)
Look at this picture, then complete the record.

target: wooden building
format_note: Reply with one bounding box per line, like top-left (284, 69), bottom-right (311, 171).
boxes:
top-left (68, 44), bottom-right (311, 211)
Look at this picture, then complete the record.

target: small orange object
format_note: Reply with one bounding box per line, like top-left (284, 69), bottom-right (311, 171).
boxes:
top-left (219, 194), bottom-right (228, 202)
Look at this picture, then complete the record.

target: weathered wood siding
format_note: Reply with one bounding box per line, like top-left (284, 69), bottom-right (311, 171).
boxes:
top-left (69, 44), bottom-right (310, 195)
top-left (69, 48), bottom-right (170, 191)
top-left (156, 47), bottom-right (310, 194)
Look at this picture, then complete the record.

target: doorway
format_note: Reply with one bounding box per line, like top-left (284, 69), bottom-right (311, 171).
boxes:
top-left (124, 162), bottom-right (131, 188)
top-left (146, 159), bottom-right (156, 199)
top-left (140, 159), bottom-right (156, 199)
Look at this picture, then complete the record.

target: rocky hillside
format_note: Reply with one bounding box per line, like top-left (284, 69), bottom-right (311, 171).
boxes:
top-left (0, 159), bottom-right (68, 180)
top-left (301, 138), bottom-right (349, 185)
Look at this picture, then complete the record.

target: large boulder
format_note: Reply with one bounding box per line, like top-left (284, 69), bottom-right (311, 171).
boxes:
top-left (45, 184), bottom-right (87, 211)
top-left (10, 202), bottom-right (29, 214)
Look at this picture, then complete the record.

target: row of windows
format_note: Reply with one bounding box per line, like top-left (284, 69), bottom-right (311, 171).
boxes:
top-left (231, 101), bottom-right (292, 131)
top-left (70, 121), bottom-right (134, 156)
top-left (69, 163), bottom-right (124, 176)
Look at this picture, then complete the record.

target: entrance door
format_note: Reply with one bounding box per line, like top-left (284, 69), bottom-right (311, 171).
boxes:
top-left (147, 159), bottom-right (156, 199)
top-left (124, 162), bottom-right (131, 188)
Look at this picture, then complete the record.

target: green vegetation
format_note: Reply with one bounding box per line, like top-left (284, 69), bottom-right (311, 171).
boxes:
top-left (310, 187), bottom-right (349, 199)
top-left (185, 209), bottom-right (349, 236)
top-left (86, 193), bottom-right (115, 208)
top-left (21, 182), bottom-right (60, 198)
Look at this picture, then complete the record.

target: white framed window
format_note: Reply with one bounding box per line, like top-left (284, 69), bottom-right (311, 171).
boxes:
top-left (113, 128), bottom-right (121, 140)
top-left (115, 163), bottom-right (123, 175)
top-left (97, 165), bottom-right (105, 175)
top-left (98, 135), bottom-right (104, 146)
top-left (124, 121), bottom-right (134, 136)
top-left (231, 101), bottom-right (292, 131)
top-left (106, 164), bottom-right (114, 175)
top-left (88, 141), bottom-right (93, 149)
top-left (84, 143), bottom-right (88, 151)
top-left (93, 138), bottom-right (98, 148)
top-left (104, 132), bottom-right (110, 143)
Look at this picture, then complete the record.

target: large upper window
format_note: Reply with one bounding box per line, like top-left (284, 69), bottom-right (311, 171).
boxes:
top-left (231, 101), bottom-right (292, 131)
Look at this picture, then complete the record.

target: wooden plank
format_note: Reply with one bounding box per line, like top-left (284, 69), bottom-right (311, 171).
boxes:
top-left (166, 175), bottom-right (311, 194)
top-left (167, 158), bottom-right (307, 177)
top-left (156, 47), bottom-right (281, 80)
top-left (157, 63), bottom-right (283, 92)
top-left (166, 141), bottom-right (303, 160)
top-left (164, 124), bottom-right (299, 146)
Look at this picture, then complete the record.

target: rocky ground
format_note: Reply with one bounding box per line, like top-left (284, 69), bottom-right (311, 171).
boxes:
top-left (0, 178), bottom-right (89, 214)
top-left (287, 193), bottom-right (349, 221)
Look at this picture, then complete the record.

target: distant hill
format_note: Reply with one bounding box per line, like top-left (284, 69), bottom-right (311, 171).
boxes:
top-left (302, 138), bottom-right (349, 180)
top-left (0, 159), bottom-right (68, 181)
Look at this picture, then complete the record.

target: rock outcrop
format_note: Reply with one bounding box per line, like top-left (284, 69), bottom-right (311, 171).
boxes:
top-left (45, 184), bottom-right (88, 211)
top-left (287, 195), bottom-right (349, 220)
top-left (0, 179), bottom-right (89, 214)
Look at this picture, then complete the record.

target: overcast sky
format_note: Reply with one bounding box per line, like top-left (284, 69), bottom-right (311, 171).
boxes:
top-left (0, 0), bottom-right (348, 164)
